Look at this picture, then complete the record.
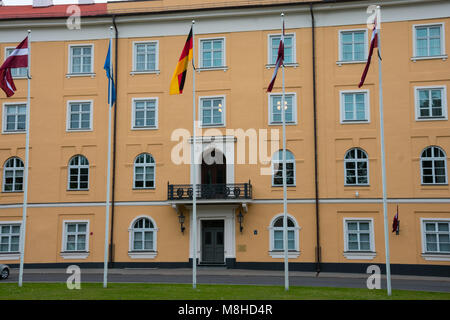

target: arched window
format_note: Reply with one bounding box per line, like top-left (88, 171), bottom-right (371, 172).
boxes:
top-left (268, 214), bottom-right (300, 258)
top-left (68, 155), bottom-right (89, 190)
top-left (134, 153), bottom-right (155, 189)
top-left (3, 157), bottom-right (24, 192)
top-left (344, 148), bottom-right (369, 185)
top-left (421, 146), bottom-right (447, 184)
top-left (130, 217), bottom-right (157, 252)
top-left (272, 150), bottom-right (295, 186)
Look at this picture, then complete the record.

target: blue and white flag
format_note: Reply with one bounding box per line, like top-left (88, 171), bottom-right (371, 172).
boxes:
top-left (104, 40), bottom-right (116, 107)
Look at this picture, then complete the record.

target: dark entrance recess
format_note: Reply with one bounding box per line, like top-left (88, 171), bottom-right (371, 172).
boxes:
top-left (201, 220), bottom-right (225, 264)
top-left (201, 150), bottom-right (227, 198)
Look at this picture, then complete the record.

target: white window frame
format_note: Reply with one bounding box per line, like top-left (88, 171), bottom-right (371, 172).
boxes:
top-left (272, 150), bottom-right (296, 187)
top-left (4, 47), bottom-right (27, 78)
top-left (66, 100), bottom-right (93, 132)
top-left (67, 155), bottom-right (90, 191)
top-left (128, 215), bottom-right (158, 259)
top-left (268, 92), bottom-right (298, 125)
top-left (2, 102), bottom-right (27, 134)
top-left (340, 90), bottom-right (370, 124)
top-left (420, 218), bottom-right (450, 261)
top-left (337, 29), bottom-right (368, 65)
top-left (198, 37), bottom-right (226, 71)
top-left (198, 95), bottom-right (226, 128)
top-left (131, 40), bottom-right (159, 74)
top-left (344, 148), bottom-right (370, 186)
top-left (420, 146), bottom-right (448, 185)
top-left (131, 97), bottom-right (159, 130)
top-left (343, 218), bottom-right (376, 260)
top-left (67, 44), bottom-right (95, 76)
top-left (268, 213), bottom-right (301, 258)
top-left (414, 85), bottom-right (448, 121)
top-left (267, 32), bottom-right (297, 66)
top-left (0, 221), bottom-right (21, 260)
top-left (2, 157), bottom-right (24, 193)
top-left (412, 23), bottom-right (447, 61)
top-left (61, 220), bottom-right (90, 259)
top-left (133, 153), bottom-right (156, 190)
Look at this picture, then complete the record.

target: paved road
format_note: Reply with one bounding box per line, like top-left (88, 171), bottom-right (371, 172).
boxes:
top-left (2, 267), bottom-right (450, 293)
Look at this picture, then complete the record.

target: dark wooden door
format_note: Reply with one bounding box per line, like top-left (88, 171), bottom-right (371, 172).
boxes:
top-left (201, 152), bottom-right (226, 185)
top-left (201, 220), bottom-right (224, 264)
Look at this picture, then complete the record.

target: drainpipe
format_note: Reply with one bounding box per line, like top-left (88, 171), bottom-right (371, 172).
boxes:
top-left (310, 3), bottom-right (321, 276)
top-left (109, 15), bottom-right (119, 265)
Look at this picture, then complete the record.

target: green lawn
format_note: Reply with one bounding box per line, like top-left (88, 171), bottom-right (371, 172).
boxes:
top-left (0, 282), bottom-right (449, 300)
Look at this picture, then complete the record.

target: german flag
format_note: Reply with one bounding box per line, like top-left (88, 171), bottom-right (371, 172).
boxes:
top-left (170, 27), bottom-right (193, 95)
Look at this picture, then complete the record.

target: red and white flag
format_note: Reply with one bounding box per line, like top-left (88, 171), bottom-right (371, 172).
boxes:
top-left (267, 22), bottom-right (284, 92)
top-left (0, 36), bottom-right (29, 97)
top-left (358, 19), bottom-right (380, 88)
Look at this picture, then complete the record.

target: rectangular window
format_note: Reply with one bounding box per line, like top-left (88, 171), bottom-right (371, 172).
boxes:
top-left (5, 48), bottom-right (27, 78)
top-left (67, 101), bottom-right (92, 130)
top-left (134, 42), bottom-right (158, 72)
top-left (273, 230), bottom-right (295, 250)
top-left (64, 222), bottom-right (88, 252)
top-left (341, 91), bottom-right (369, 122)
top-left (273, 162), bottom-right (295, 186)
top-left (345, 220), bottom-right (373, 252)
top-left (415, 87), bottom-right (447, 120)
top-left (200, 97), bottom-right (224, 126)
top-left (0, 224), bottom-right (20, 253)
top-left (423, 221), bottom-right (450, 253)
top-left (269, 94), bottom-right (296, 124)
top-left (200, 38), bottom-right (224, 68)
top-left (269, 34), bottom-right (294, 64)
top-left (340, 30), bottom-right (366, 61)
top-left (70, 45), bottom-right (93, 74)
top-left (133, 99), bottom-right (158, 129)
top-left (3, 104), bottom-right (26, 132)
top-left (415, 25), bottom-right (443, 57)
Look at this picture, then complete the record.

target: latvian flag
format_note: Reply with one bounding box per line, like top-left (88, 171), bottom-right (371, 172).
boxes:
top-left (0, 36), bottom-right (29, 97)
top-left (267, 22), bottom-right (285, 92)
top-left (170, 27), bottom-right (193, 95)
top-left (358, 18), bottom-right (380, 88)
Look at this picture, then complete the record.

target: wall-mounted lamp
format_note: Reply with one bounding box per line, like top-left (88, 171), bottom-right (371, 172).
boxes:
top-left (178, 212), bottom-right (186, 233)
top-left (238, 210), bottom-right (244, 233)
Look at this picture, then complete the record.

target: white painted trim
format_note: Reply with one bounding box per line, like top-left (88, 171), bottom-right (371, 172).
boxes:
top-left (61, 219), bottom-right (90, 255)
top-left (2, 157), bottom-right (24, 193)
top-left (268, 92), bottom-right (298, 126)
top-left (67, 154), bottom-right (90, 191)
top-left (269, 251), bottom-right (300, 259)
top-left (132, 40), bottom-right (159, 73)
top-left (131, 97), bottom-right (159, 130)
top-left (420, 218), bottom-right (450, 255)
top-left (267, 32), bottom-right (296, 65)
top-left (343, 252), bottom-right (377, 260)
top-left (414, 85), bottom-right (448, 121)
top-left (198, 95), bottom-right (226, 128)
top-left (128, 215), bottom-right (158, 255)
top-left (66, 100), bottom-right (93, 132)
top-left (271, 149), bottom-right (296, 187)
top-left (0, 253), bottom-right (20, 260)
top-left (343, 218), bottom-right (376, 255)
top-left (340, 89), bottom-right (370, 124)
top-left (132, 153), bottom-right (156, 190)
top-left (0, 220), bottom-right (21, 256)
top-left (419, 146), bottom-right (448, 185)
top-left (198, 36), bottom-right (226, 69)
top-left (4, 46), bottom-right (28, 78)
top-left (267, 213), bottom-right (301, 254)
top-left (2, 102), bottom-right (27, 134)
top-left (412, 22), bottom-right (446, 59)
top-left (128, 251), bottom-right (157, 259)
top-left (421, 254), bottom-right (450, 261)
top-left (344, 147), bottom-right (370, 187)
top-left (67, 43), bottom-right (94, 75)
top-left (337, 28), bottom-right (368, 64)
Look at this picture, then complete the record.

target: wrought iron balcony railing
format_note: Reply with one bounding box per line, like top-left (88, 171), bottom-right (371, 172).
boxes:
top-left (168, 181), bottom-right (252, 201)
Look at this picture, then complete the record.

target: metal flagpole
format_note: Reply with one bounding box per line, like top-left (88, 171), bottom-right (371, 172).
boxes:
top-left (18, 30), bottom-right (31, 288)
top-left (191, 20), bottom-right (197, 289)
top-left (103, 27), bottom-right (114, 288)
top-left (280, 13), bottom-right (289, 291)
top-left (376, 6), bottom-right (392, 296)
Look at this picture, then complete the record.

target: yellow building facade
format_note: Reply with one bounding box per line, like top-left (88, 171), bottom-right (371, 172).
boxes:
top-left (0, 0), bottom-right (449, 276)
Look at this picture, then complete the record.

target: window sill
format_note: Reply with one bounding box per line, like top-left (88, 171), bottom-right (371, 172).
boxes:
top-left (265, 63), bottom-right (298, 69)
top-left (66, 73), bottom-right (96, 79)
top-left (336, 60), bottom-right (367, 66)
top-left (66, 129), bottom-right (93, 132)
top-left (344, 184), bottom-right (370, 187)
top-left (130, 70), bottom-right (160, 75)
top-left (131, 126), bottom-right (158, 131)
top-left (341, 120), bottom-right (369, 124)
top-left (269, 250), bottom-right (300, 259)
top-left (132, 187), bottom-right (156, 191)
top-left (196, 66), bottom-right (228, 72)
top-left (343, 251), bottom-right (376, 260)
top-left (11, 76), bottom-right (28, 80)
top-left (272, 184), bottom-right (296, 188)
top-left (421, 253), bottom-right (450, 261)
top-left (411, 55), bottom-right (447, 62)
top-left (268, 122), bottom-right (297, 126)
top-left (199, 124), bottom-right (225, 128)
top-left (60, 251), bottom-right (89, 260)
top-left (128, 251), bottom-right (157, 259)
top-left (416, 116), bottom-right (447, 121)
top-left (421, 184), bottom-right (448, 187)
top-left (0, 252), bottom-right (20, 260)
top-left (2, 190), bottom-right (24, 193)
top-left (2, 131), bottom-right (26, 135)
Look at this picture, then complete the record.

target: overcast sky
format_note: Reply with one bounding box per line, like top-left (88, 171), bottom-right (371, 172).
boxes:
top-left (2, 0), bottom-right (118, 5)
